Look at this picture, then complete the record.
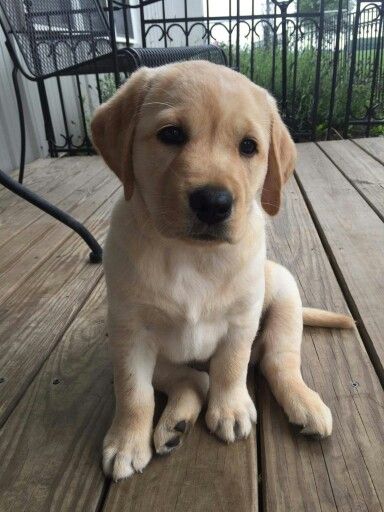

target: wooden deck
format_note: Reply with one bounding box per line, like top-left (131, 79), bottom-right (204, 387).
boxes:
top-left (0, 138), bottom-right (383, 512)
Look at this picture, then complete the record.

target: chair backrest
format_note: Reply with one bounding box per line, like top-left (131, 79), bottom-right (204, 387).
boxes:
top-left (0, 0), bottom-right (113, 78)
top-left (126, 45), bottom-right (227, 69)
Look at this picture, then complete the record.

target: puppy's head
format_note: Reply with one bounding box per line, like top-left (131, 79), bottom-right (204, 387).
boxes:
top-left (91, 61), bottom-right (296, 244)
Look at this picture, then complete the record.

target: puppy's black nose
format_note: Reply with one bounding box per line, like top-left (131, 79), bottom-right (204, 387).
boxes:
top-left (189, 186), bottom-right (233, 225)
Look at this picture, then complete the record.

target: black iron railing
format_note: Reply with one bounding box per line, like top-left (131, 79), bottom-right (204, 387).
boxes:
top-left (1, 0), bottom-right (383, 158)
top-left (134, 0), bottom-right (384, 141)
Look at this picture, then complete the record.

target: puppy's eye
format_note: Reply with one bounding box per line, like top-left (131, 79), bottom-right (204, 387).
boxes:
top-left (239, 138), bottom-right (257, 156)
top-left (157, 126), bottom-right (187, 145)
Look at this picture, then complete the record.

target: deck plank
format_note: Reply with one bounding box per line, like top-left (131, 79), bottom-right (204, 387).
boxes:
top-left (0, 157), bottom-right (106, 246)
top-left (0, 171), bottom-right (117, 302)
top-left (259, 176), bottom-right (384, 511)
top-left (0, 158), bottom-right (57, 200)
top-left (295, 142), bottom-right (384, 382)
top-left (318, 139), bottom-right (384, 219)
top-left (0, 185), bottom-right (119, 425)
top-left (0, 157), bottom-right (78, 205)
top-left (0, 279), bottom-right (110, 512)
top-left (352, 137), bottom-right (384, 165)
top-left (1, 147), bottom-right (384, 512)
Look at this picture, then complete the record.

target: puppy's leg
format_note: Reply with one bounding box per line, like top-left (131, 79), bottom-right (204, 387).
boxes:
top-left (206, 326), bottom-right (258, 443)
top-left (259, 261), bottom-right (332, 437)
top-left (103, 329), bottom-right (156, 481)
top-left (153, 359), bottom-right (209, 455)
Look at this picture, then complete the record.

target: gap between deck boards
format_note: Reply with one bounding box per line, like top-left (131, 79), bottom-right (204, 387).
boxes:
top-left (316, 141), bottom-right (384, 223)
top-left (295, 143), bottom-right (384, 385)
top-left (1, 144), bottom-right (384, 512)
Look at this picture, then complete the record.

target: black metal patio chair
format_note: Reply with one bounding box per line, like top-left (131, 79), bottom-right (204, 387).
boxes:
top-left (0, 0), bottom-right (226, 263)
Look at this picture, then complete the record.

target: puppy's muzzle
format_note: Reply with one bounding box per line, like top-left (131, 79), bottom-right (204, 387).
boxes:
top-left (188, 186), bottom-right (233, 225)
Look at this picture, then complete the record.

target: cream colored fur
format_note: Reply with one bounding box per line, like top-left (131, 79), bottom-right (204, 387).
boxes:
top-left (91, 61), bottom-right (353, 481)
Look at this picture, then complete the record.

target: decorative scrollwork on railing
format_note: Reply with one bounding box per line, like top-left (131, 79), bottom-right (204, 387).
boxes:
top-left (33, 37), bottom-right (113, 74)
top-left (29, 0), bottom-right (383, 157)
top-left (144, 24), bottom-right (166, 42)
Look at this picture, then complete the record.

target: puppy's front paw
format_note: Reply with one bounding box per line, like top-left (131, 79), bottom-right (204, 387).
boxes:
top-left (103, 422), bottom-right (152, 481)
top-left (154, 372), bottom-right (209, 455)
top-left (206, 388), bottom-right (257, 443)
top-left (284, 385), bottom-right (332, 438)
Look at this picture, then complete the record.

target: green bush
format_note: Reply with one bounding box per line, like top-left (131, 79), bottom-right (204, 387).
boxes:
top-left (227, 44), bottom-right (383, 139)
top-left (96, 48), bottom-right (383, 140)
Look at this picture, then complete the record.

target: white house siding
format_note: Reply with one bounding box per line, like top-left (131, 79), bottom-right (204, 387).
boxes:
top-left (0, 37), bottom-right (92, 174)
top-left (133, 0), bottom-right (205, 47)
top-left (0, 0), bottom-right (203, 174)
top-left (0, 39), bottom-right (44, 174)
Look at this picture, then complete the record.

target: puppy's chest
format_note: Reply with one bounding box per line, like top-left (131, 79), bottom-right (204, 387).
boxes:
top-left (144, 270), bottom-right (233, 363)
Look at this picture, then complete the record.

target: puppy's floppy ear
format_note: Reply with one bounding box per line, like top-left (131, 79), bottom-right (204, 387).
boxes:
top-left (91, 67), bottom-right (153, 200)
top-left (261, 94), bottom-right (297, 216)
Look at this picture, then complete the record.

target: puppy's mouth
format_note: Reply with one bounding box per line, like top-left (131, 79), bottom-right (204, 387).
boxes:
top-left (192, 233), bottom-right (220, 241)
top-left (188, 223), bottom-right (232, 244)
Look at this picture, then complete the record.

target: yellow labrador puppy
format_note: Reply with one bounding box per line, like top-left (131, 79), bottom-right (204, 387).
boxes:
top-left (91, 61), bottom-right (353, 481)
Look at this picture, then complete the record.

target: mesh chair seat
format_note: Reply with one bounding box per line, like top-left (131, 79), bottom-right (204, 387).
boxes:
top-left (58, 44), bottom-right (226, 77)
top-left (127, 45), bottom-right (226, 69)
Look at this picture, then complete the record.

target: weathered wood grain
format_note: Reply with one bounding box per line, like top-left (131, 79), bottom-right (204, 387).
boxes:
top-left (0, 165), bottom-right (108, 263)
top-left (0, 156), bottom-right (107, 246)
top-left (0, 157), bottom-right (76, 206)
top-left (0, 187), bottom-right (119, 425)
top-left (352, 137), bottom-right (384, 165)
top-left (0, 157), bottom-right (59, 200)
top-left (1, 145), bottom-right (384, 512)
top-left (0, 279), bottom-right (112, 512)
top-left (295, 142), bottom-right (384, 381)
top-left (318, 139), bottom-right (384, 219)
top-left (0, 171), bottom-right (117, 301)
top-left (259, 176), bottom-right (384, 511)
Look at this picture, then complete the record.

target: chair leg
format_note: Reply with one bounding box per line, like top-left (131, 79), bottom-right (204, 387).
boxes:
top-left (12, 67), bottom-right (26, 184)
top-left (0, 169), bottom-right (102, 264)
top-left (37, 79), bottom-right (57, 157)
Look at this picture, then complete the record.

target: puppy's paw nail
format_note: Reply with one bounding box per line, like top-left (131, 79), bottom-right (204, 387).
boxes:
top-left (285, 389), bottom-right (332, 438)
top-left (174, 420), bottom-right (187, 433)
top-left (165, 436), bottom-right (181, 449)
top-left (206, 391), bottom-right (256, 443)
top-left (102, 427), bottom-right (152, 481)
top-left (154, 418), bottom-right (193, 455)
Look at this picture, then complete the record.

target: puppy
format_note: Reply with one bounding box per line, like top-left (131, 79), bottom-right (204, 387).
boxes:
top-left (91, 61), bottom-right (353, 481)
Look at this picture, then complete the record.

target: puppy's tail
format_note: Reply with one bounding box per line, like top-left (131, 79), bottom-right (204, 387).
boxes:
top-left (303, 307), bottom-right (355, 329)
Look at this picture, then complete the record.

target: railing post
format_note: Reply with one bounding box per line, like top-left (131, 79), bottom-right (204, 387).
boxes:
top-left (280, 1), bottom-right (288, 116)
top-left (236, 0), bottom-right (240, 70)
top-left (366, 2), bottom-right (383, 136)
top-left (311, 0), bottom-right (324, 140)
top-left (326, 0), bottom-right (343, 139)
top-left (206, 0), bottom-right (210, 44)
top-left (107, 0), bottom-right (120, 88)
top-left (344, 0), bottom-right (361, 138)
top-left (139, 1), bottom-right (146, 48)
top-left (162, 0), bottom-right (168, 48)
top-left (273, 0), bottom-right (294, 119)
top-left (271, 2), bottom-right (277, 95)
top-left (184, 0), bottom-right (189, 46)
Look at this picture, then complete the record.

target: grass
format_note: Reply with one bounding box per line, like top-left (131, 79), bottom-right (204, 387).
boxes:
top-left (94, 47), bottom-right (384, 140)
top-left (233, 44), bottom-right (384, 139)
